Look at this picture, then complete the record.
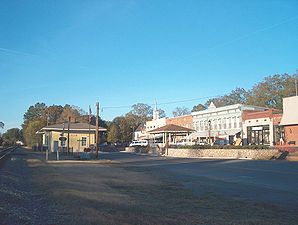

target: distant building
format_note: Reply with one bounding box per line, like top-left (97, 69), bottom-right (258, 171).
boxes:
top-left (280, 96), bottom-right (298, 147)
top-left (242, 109), bottom-right (282, 146)
top-left (37, 122), bottom-right (107, 152)
top-left (145, 103), bottom-right (167, 133)
top-left (191, 102), bottom-right (267, 144)
top-left (133, 123), bottom-right (146, 140)
top-left (166, 115), bottom-right (193, 129)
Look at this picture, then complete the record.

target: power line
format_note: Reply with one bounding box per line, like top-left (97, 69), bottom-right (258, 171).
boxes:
top-left (101, 94), bottom-right (221, 110)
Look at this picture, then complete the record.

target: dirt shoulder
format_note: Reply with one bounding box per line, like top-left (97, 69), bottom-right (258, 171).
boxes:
top-left (0, 148), bottom-right (64, 225)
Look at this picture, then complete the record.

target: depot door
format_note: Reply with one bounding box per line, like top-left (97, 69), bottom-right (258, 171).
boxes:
top-left (54, 141), bottom-right (59, 152)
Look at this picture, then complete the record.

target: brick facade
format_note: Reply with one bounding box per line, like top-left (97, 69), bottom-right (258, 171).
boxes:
top-left (166, 115), bottom-right (193, 129)
top-left (284, 125), bottom-right (298, 146)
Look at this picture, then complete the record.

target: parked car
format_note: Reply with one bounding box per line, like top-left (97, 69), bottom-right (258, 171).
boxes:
top-left (212, 138), bottom-right (228, 146)
top-left (196, 141), bottom-right (208, 146)
top-left (129, 140), bottom-right (148, 147)
top-left (175, 139), bottom-right (196, 146)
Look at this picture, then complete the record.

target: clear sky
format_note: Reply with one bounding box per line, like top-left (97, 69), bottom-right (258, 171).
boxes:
top-left (0, 0), bottom-right (297, 131)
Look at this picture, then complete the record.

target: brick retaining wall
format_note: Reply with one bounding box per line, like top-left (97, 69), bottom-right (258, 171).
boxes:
top-left (167, 148), bottom-right (279, 160)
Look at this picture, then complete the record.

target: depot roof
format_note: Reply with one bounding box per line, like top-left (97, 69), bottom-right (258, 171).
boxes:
top-left (148, 124), bottom-right (195, 134)
top-left (38, 122), bottom-right (107, 132)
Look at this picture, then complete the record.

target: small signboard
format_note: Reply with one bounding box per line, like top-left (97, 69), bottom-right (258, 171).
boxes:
top-left (252, 127), bottom-right (263, 131)
top-left (59, 136), bottom-right (67, 141)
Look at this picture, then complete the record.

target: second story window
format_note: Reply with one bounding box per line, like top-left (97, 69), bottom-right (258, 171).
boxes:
top-left (223, 118), bottom-right (226, 129)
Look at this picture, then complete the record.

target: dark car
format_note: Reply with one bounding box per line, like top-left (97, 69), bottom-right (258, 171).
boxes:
top-left (213, 139), bottom-right (228, 146)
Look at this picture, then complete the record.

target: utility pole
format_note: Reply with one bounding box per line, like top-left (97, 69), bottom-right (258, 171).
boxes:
top-left (295, 69), bottom-right (298, 96)
top-left (96, 102), bottom-right (100, 158)
top-left (67, 116), bottom-right (70, 154)
top-left (88, 105), bottom-right (91, 147)
top-left (46, 110), bottom-right (49, 161)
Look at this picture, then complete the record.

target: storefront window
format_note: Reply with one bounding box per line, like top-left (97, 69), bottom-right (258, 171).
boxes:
top-left (247, 125), bottom-right (270, 145)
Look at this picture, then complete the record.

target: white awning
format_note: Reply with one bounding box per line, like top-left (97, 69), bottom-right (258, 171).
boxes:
top-left (189, 129), bottom-right (241, 138)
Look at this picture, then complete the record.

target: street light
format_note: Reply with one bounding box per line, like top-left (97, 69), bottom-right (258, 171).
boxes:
top-left (208, 120), bottom-right (211, 144)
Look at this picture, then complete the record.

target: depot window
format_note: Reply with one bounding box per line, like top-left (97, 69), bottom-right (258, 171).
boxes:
top-left (82, 137), bottom-right (87, 146)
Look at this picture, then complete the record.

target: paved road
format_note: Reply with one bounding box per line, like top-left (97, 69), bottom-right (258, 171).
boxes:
top-left (101, 152), bottom-right (298, 210)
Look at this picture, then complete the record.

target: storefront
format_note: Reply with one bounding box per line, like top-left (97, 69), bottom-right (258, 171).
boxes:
top-left (247, 126), bottom-right (270, 145)
top-left (243, 109), bottom-right (282, 146)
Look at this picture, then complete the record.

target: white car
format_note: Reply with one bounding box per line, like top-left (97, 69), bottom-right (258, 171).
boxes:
top-left (129, 140), bottom-right (148, 147)
top-left (175, 139), bottom-right (196, 146)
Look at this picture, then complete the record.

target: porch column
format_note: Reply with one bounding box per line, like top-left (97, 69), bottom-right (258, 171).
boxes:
top-left (269, 121), bottom-right (274, 146)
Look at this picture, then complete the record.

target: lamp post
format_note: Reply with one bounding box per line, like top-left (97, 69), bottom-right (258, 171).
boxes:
top-left (208, 120), bottom-right (211, 144)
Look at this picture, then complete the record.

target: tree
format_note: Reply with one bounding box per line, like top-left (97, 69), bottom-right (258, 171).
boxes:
top-left (107, 123), bottom-right (120, 143)
top-left (23, 102), bottom-right (47, 125)
top-left (47, 105), bottom-right (64, 124)
top-left (130, 103), bottom-right (153, 123)
top-left (59, 104), bottom-right (82, 122)
top-left (172, 107), bottom-right (190, 117)
top-left (23, 120), bottom-right (46, 147)
top-left (206, 88), bottom-right (249, 108)
top-left (247, 74), bottom-right (296, 109)
top-left (157, 108), bottom-right (166, 118)
top-left (0, 134), bottom-right (3, 146)
top-left (191, 104), bottom-right (206, 112)
top-left (113, 116), bottom-right (132, 141)
top-left (2, 128), bottom-right (22, 146)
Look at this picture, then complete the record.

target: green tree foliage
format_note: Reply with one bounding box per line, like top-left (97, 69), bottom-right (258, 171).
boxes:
top-left (22, 103), bottom-right (93, 146)
top-left (172, 106), bottom-right (190, 117)
top-left (23, 102), bottom-right (47, 125)
top-left (246, 74), bottom-right (296, 109)
top-left (23, 120), bottom-right (46, 147)
top-left (59, 104), bottom-right (82, 122)
top-left (191, 104), bottom-right (206, 112)
top-left (130, 103), bottom-right (153, 123)
top-left (2, 128), bottom-right (22, 146)
top-left (0, 135), bottom-right (3, 146)
top-left (108, 116), bottom-right (132, 142)
top-left (192, 73), bottom-right (297, 110)
top-left (47, 105), bottom-right (64, 123)
top-left (107, 123), bottom-right (120, 143)
top-left (206, 87), bottom-right (249, 107)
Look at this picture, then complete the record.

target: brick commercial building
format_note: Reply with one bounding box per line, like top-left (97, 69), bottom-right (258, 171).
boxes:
top-left (280, 96), bottom-right (298, 147)
top-left (242, 109), bottom-right (282, 146)
top-left (166, 115), bottom-right (193, 129)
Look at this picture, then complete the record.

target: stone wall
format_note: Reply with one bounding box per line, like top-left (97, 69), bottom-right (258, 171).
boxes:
top-left (167, 148), bottom-right (279, 160)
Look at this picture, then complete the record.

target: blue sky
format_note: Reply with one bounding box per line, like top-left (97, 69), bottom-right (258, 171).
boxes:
top-left (0, 0), bottom-right (297, 131)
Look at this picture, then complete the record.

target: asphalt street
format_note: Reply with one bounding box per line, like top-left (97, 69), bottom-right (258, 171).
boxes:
top-left (100, 151), bottom-right (298, 210)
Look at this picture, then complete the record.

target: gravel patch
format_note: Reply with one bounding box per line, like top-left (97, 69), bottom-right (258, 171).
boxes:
top-left (0, 148), bottom-right (66, 225)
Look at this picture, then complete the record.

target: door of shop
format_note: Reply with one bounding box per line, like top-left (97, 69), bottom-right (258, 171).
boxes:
top-left (249, 126), bottom-right (270, 145)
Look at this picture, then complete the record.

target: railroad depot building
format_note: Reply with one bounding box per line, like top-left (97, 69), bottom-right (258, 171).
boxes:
top-left (37, 122), bottom-right (107, 152)
top-left (242, 109), bottom-right (283, 146)
top-left (191, 102), bottom-right (267, 144)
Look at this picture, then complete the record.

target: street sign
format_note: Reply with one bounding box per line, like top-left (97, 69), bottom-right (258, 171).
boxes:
top-left (59, 136), bottom-right (67, 141)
